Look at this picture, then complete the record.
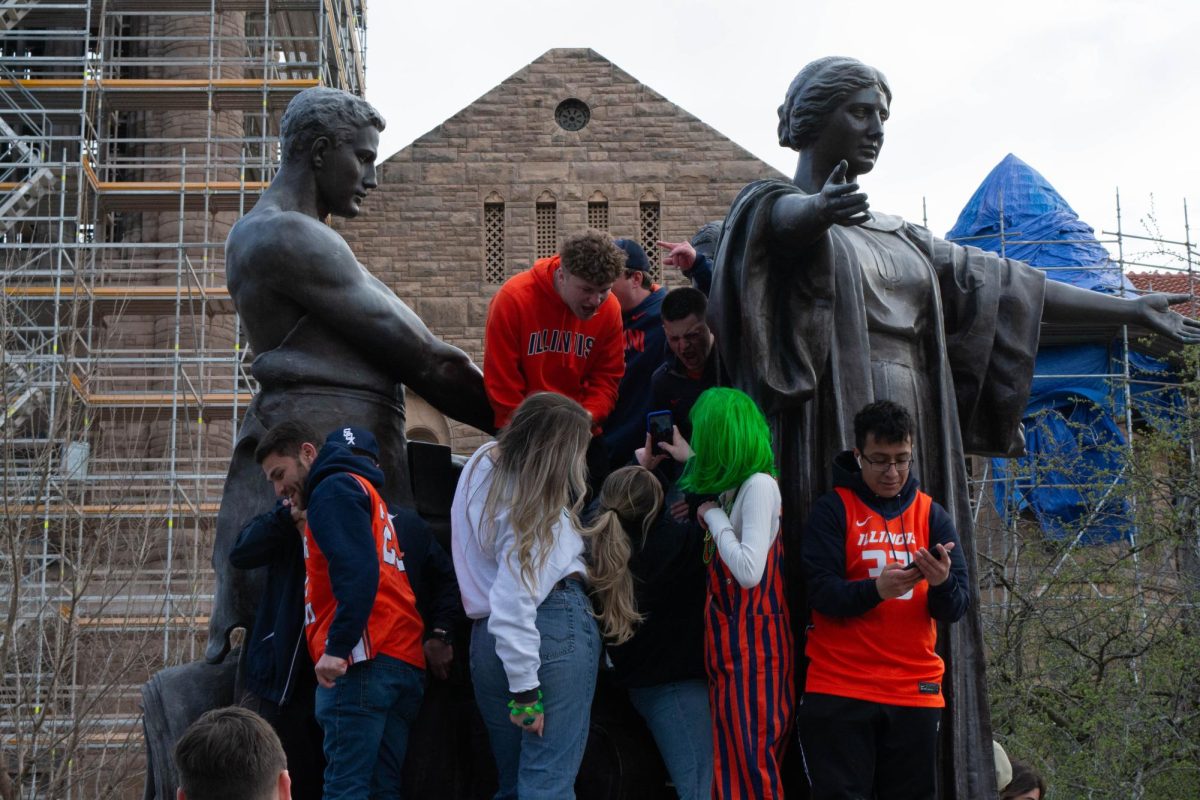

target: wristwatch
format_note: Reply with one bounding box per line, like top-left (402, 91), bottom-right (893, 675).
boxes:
top-left (428, 627), bottom-right (453, 645)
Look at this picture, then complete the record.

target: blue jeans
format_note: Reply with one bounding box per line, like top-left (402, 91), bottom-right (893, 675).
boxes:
top-left (628, 680), bottom-right (714, 800)
top-left (470, 580), bottom-right (601, 800)
top-left (313, 654), bottom-right (425, 800)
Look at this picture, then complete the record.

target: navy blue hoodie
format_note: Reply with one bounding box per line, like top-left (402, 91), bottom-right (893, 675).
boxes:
top-left (801, 450), bottom-right (969, 622)
top-left (680, 253), bottom-right (713, 296)
top-left (602, 285), bottom-right (668, 471)
top-left (301, 442), bottom-right (390, 660)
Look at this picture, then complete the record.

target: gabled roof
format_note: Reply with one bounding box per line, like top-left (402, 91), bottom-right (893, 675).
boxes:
top-left (384, 47), bottom-right (780, 174)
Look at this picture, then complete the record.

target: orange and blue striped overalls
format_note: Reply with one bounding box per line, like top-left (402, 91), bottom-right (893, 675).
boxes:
top-left (705, 517), bottom-right (795, 799)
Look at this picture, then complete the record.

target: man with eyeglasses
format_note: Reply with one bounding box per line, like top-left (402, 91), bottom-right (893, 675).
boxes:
top-left (797, 400), bottom-right (969, 800)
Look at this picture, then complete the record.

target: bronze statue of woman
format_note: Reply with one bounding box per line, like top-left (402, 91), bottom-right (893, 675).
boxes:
top-left (710, 55), bottom-right (1199, 799)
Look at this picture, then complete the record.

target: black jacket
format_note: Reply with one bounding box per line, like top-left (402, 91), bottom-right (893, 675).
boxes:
top-left (229, 501), bottom-right (312, 705)
top-left (389, 506), bottom-right (463, 636)
top-left (649, 348), bottom-right (718, 443)
top-left (602, 505), bottom-right (708, 688)
top-left (801, 450), bottom-right (969, 623)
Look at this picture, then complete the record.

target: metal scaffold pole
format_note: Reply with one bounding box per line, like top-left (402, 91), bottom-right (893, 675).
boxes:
top-left (0, 1), bottom-right (366, 791)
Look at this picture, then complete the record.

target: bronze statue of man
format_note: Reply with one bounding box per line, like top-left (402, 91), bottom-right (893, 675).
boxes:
top-left (711, 56), bottom-right (1199, 799)
top-left (209, 86), bottom-right (493, 664)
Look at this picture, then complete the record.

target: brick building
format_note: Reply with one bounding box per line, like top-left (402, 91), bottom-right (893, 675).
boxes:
top-left (336, 48), bottom-right (784, 448)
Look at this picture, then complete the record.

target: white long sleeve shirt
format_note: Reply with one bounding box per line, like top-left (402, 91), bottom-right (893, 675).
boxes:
top-left (701, 472), bottom-right (782, 589)
top-left (450, 442), bottom-right (588, 693)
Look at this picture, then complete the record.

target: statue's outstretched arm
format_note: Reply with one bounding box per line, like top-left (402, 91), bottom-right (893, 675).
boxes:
top-left (770, 160), bottom-right (870, 249)
top-left (1041, 279), bottom-right (1200, 344)
top-left (272, 215), bottom-right (496, 432)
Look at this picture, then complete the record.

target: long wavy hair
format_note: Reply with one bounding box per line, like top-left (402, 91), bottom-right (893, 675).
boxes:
top-left (482, 393), bottom-right (592, 592)
top-left (678, 387), bottom-right (778, 496)
top-left (580, 466), bottom-right (660, 644)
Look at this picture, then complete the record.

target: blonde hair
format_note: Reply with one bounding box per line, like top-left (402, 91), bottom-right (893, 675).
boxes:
top-left (483, 393), bottom-right (592, 592)
top-left (580, 466), bottom-right (661, 644)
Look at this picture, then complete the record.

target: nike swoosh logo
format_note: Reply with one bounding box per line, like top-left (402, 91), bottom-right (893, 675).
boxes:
top-left (855, 518), bottom-right (870, 527)
top-left (632, 312), bottom-right (647, 320)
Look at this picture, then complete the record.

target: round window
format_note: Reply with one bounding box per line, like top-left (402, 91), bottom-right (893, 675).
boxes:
top-left (554, 98), bottom-right (591, 132)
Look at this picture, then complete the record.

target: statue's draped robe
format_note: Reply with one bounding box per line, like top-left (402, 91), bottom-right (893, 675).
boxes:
top-left (710, 179), bottom-right (1047, 800)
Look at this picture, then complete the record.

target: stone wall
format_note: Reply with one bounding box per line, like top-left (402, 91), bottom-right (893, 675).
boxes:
top-left (337, 48), bottom-right (785, 449)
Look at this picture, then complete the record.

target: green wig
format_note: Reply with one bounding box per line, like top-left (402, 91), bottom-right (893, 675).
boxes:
top-left (677, 387), bottom-right (778, 496)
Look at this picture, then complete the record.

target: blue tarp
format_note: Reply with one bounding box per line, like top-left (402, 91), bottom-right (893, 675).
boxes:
top-left (946, 155), bottom-right (1182, 543)
top-left (947, 153), bottom-right (1133, 293)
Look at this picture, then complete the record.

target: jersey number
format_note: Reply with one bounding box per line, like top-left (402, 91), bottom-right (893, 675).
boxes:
top-left (380, 508), bottom-right (406, 573)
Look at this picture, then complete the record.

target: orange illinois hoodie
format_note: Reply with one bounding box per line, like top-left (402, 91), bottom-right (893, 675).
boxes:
top-left (483, 255), bottom-right (625, 431)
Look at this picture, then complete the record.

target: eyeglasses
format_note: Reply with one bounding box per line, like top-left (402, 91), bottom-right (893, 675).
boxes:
top-left (860, 454), bottom-right (914, 474)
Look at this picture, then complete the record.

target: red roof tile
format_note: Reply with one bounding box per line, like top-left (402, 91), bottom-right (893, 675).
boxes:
top-left (1127, 272), bottom-right (1200, 318)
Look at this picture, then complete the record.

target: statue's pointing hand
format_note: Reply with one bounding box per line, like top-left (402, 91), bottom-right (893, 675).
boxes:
top-left (1136, 292), bottom-right (1200, 344)
top-left (820, 160), bottom-right (870, 228)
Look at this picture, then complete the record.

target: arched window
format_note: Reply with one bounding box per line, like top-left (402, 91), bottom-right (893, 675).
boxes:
top-left (639, 191), bottom-right (661, 282)
top-left (484, 191), bottom-right (505, 285)
top-left (536, 190), bottom-right (558, 260)
top-left (587, 190), bottom-right (609, 232)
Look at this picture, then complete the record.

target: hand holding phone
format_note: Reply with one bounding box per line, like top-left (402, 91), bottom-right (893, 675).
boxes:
top-left (903, 546), bottom-right (944, 570)
top-left (911, 543), bottom-right (955, 586)
top-left (647, 411), bottom-right (674, 456)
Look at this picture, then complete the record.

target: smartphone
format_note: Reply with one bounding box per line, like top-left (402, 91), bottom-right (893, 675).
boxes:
top-left (903, 547), bottom-right (943, 570)
top-left (647, 410), bottom-right (674, 455)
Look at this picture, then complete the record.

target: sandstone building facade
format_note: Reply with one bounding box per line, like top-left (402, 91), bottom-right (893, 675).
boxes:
top-left (337, 48), bottom-right (784, 447)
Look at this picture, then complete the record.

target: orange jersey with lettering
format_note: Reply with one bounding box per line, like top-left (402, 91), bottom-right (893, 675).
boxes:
top-left (804, 487), bottom-right (944, 707)
top-left (303, 473), bottom-right (426, 669)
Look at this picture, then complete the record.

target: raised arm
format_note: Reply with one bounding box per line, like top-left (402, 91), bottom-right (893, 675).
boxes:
top-left (229, 502), bottom-right (301, 569)
top-left (769, 160), bottom-right (871, 248)
top-left (272, 216), bottom-right (495, 432)
top-left (701, 474), bottom-right (781, 589)
top-left (1041, 280), bottom-right (1200, 344)
top-left (657, 241), bottom-right (713, 295)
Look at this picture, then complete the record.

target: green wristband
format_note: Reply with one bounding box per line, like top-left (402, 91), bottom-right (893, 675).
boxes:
top-left (507, 689), bottom-right (544, 719)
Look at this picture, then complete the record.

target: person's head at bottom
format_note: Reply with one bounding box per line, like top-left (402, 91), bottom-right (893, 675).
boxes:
top-left (174, 707), bottom-right (290, 800)
top-left (1001, 759), bottom-right (1048, 800)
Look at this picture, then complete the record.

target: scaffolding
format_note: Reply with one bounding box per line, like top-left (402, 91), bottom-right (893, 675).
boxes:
top-left (953, 191), bottom-right (1199, 600)
top-left (0, 1), bottom-right (367, 795)
top-left (958, 193), bottom-right (1200, 795)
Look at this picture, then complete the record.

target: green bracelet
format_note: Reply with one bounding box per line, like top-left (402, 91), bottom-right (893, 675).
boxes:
top-left (507, 690), bottom-right (544, 721)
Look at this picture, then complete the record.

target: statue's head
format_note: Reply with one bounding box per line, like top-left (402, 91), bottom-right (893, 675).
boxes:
top-left (279, 87), bottom-right (386, 217)
top-left (280, 87), bottom-right (386, 164)
top-left (690, 220), bottom-right (724, 260)
top-left (777, 57), bottom-right (891, 152)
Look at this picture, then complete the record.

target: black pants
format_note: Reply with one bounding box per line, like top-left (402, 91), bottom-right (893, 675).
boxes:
top-left (797, 692), bottom-right (940, 800)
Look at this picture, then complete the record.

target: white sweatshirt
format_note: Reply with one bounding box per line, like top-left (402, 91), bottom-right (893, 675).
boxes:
top-left (450, 442), bottom-right (588, 693)
top-left (701, 472), bottom-right (782, 589)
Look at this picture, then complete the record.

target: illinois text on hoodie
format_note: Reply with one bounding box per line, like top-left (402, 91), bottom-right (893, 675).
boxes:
top-left (483, 255), bottom-right (624, 430)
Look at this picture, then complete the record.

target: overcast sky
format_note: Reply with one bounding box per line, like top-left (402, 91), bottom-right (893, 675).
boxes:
top-left (366, 0), bottom-right (1198, 269)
